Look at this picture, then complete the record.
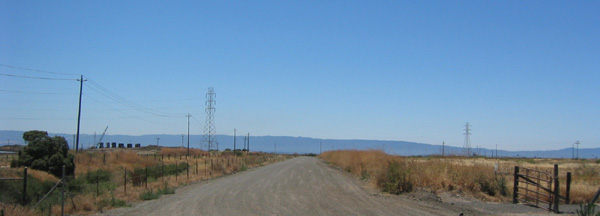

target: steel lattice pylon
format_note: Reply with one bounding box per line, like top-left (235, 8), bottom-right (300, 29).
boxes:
top-left (463, 122), bottom-right (472, 156)
top-left (203, 87), bottom-right (217, 151)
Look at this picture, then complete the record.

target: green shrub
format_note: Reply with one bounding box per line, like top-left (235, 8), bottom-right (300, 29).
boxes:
top-left (14, 131), bottom-right (75, 178)
top-left (378, 161), bottom-right (413, 194)
top-left (476, 174), bottom-right (496, 196)
top-left (140, 189), bottom-right (160, 200)
top-left (576, 203), bottom-right (600, 216)
top-left (139, 186), bottom-right (175, 200)
top-left (159, 187), bottom-right (175, 195)
top-left (360, 170), bottom-right (370, 181)
top-left (0, 172), bottom-right (57, 205)
top-left (497, 176), bottom-right (508, 196)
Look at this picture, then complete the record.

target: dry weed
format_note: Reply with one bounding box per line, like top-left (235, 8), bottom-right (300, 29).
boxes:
top-left (320, 150), bottom-right (599, 203)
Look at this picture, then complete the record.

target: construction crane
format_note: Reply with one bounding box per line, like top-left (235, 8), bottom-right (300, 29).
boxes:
top-left (96, 126), bottom-right (109, 148)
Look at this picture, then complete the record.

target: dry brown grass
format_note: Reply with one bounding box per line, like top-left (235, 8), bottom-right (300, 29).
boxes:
top-left (159, 147), bottom-right (206, 156)
top-left (1, 148), bottom-right (290, 215)
top-left (0, 168), bottom-right (59, 183)
top-left (320, 150), bottom-right (600, 203)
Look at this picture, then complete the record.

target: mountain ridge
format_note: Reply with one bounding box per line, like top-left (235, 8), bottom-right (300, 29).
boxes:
top-left (1, 130), bottom-right (598, 159)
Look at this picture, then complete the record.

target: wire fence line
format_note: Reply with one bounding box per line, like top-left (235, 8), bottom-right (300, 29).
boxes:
top-left (1, 153), bottom-right (284, 215)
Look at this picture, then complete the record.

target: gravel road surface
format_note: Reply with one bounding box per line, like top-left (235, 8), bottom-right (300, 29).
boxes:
top-left (101, 157), bottom-right (553, 216)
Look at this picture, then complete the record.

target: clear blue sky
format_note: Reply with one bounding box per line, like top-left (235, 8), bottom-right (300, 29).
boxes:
top-left (1, 1), bottom-right (598, 151)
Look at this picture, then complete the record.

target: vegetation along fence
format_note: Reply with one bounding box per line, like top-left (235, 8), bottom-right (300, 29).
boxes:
top-left (2, 152), bottom-right (281, 215)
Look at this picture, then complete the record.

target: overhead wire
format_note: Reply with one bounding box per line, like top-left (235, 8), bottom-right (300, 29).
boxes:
top-left (0, 73), bottom-right (77, 81)
top-left (0, 89), bottom-right (75, 95)
top-left (85, 80), bottom-right (178, 117)
top-left (83, 93), bottom-right (183, 124)
top-left (2, 64), bottom-right (196, 127)
top-left (0, 64), bottom-right (81, 76)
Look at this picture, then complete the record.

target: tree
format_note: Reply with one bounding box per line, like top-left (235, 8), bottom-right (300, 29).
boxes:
top-left (12, 130), bottom-right (75, 177)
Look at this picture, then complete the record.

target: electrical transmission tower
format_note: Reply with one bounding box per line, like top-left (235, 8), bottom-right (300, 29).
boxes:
top-left (463, 122), bottom-right (472, 156)
top-left (575, 141), bottom-right (580, 159)
top-left (203, 87), bottom-right (217, 151)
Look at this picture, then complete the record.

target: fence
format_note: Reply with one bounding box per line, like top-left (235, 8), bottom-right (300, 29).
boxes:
top-left (1, 152), bottom-right (281, 215)
top-left (513, 164), bottom-right (571, 213)
top-left (0, 167), bottom-right (27, 205)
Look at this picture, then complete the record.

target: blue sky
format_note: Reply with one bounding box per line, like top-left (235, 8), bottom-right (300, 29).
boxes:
top-left (1, 1), bottom-right (598, 151)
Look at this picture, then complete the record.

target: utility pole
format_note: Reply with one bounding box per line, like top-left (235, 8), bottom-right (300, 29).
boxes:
top-left (186, 113), bottom-right (191, 156)
top-left (156, 138), bottom-right (160, 146)
top-left (247, 133), bottom-right (250, 152)
top-left (572, 143), bottom-right (575, 159)
top-left (442, 141), bottom-right (445, 156)
top-left (233, 129), bottom-right (237, 151)
top-left (575, 141), bottom-right (580, 159)
top-left (320, 142), bottom-right (322, 155)
top-left (243, 136), bottom-right (247, 151)
top-left (75, 75), bottom-right (86, 153)
top-left (463, 122), bottom-right (472, 157)
top-left (496, 144), bottom-right (498, 158)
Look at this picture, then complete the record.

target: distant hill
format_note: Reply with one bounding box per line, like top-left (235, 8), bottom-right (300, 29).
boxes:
top-left (1, 130), bottom-right (598, 159)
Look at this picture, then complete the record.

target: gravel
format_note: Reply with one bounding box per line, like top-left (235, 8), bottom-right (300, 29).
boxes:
top-left (99, 157), bottom-right (571, 216)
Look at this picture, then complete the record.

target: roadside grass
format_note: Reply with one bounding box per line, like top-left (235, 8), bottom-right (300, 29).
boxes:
top-left (1, 147), bottom-right (290, 215)
top-left (320, 150), bottom-right (599, 203)
top-left (140, 184), bottom-right (176, 200)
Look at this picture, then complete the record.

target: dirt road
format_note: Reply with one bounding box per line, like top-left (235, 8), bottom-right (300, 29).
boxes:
top-left (101, 157), bottom-right (548, 216)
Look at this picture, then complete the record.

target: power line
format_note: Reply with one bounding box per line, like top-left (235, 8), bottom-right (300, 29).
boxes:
top-left (0, 89), bottom-right (74, 95)
top-left (83, 93), bottom-right (180, 124)
top-left (0, 64), bottom-right (80, 76)
top-left (85, 80), bottom-right (176, 117)
top-left (0, 73), bottom-right (77, 81)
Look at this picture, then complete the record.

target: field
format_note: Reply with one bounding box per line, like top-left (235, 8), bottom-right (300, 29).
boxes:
top-left (0, 147), bottom-right (288, 215)
top-left (319, 150), bottom-right (600, 204)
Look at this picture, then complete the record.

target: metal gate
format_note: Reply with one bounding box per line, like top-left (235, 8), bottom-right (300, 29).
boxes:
top-left (513, 164), bottom-right (571, 213)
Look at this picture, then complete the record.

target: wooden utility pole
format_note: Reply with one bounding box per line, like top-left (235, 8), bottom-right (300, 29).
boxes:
top-left (233, 129), bottom-right (236, 151)
top-left (75, 75), bottom-right (85, 152)
top-left (187, 114), bottom-right (191, 156)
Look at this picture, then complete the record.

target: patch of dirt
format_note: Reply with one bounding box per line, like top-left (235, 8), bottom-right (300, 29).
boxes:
top-left (401, 189), bottom-right (443, 203)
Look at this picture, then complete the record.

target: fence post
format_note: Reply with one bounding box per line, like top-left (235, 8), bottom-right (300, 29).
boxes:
top-left (566, 172), bottom-right (571, 204)
top-left (96, 169), bottom-right (99, 197)
top-left (553, 164), bottom-right (559, 213)
top-left (61, 165), bottom-right (65, 216)
top-left (513, 166), bottom-right (519, 204)
top-left (22, 167), bottom-right (27, 205)
top-left (145, 166), bottom-right (148, 189)
top-left (124, 169), bottom-right (127, 194)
